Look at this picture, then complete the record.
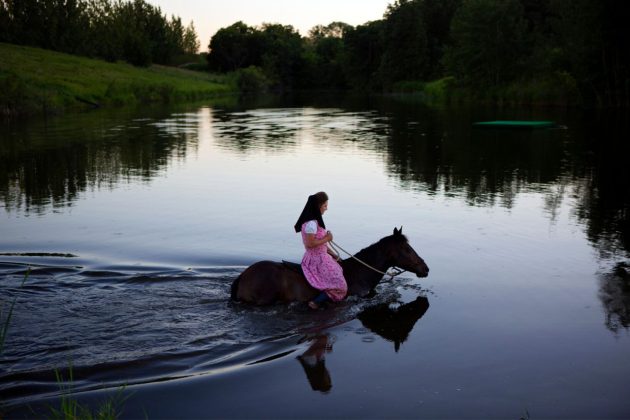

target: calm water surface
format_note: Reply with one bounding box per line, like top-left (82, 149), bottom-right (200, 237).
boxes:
top-left (1, 96), bottom-right (629, 418)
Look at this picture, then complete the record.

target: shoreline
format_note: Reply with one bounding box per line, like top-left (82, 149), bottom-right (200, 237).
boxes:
top-left (0, 43), bottom-right (238, 119)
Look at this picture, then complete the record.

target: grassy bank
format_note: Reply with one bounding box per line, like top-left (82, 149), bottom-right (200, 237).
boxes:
top-left (0, 43), bottom-right (236, 117)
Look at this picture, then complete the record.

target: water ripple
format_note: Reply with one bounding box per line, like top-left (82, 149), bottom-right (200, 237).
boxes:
top-left (0, 255), bottom-right (411, 407)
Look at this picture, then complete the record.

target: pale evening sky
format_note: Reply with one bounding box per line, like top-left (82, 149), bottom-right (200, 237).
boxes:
top-left (145, 0), bottom-right (393, 52)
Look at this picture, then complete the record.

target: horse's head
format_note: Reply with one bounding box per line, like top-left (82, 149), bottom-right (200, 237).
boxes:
top-left (385, 227), bottom-right (429, 278)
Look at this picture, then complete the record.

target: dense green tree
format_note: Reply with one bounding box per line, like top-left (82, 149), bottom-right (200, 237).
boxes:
top-left (308, 21), bottom-right (352, 39)
top-left (342, 20), bottom-right (385, 90)
top-left (598, 0), bottom-right (630, 106)
top-left (547, 0), bottom-right (629, 106)
top-left (2, 0), bottom-right (627, 105)
top-left (1, 0), bottom-right (47, 46)
top-left (0, 0), bottom-right (198, 67)
top-left (0, 1), bottom-right (9, 42)
top-left (444, 0), bottom-right (529, 88)
top-left (113, 0), bottom-right (152, 66)
top-left (259, 23), bottom-right (305, 90)
top-left (305, 22), bottom-right (352, 89)
top-left (417, 0), bottom-right (461, 79)
top-left (520, 0), bottom-right (553, 33)
top-left (207, 22), bottom-right (306, 89)
top-left (207, 21), bottom-right (262, 71)
top-left (183, 21), bottom-right (200, 54)
top-left (380, 0), bottom-right (429, 87)
top-left (84, 0), bottom-right (122, 61)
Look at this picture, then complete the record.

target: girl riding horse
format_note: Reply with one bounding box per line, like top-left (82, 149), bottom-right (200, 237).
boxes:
top-left (294, 192), bottom-right (347, 309)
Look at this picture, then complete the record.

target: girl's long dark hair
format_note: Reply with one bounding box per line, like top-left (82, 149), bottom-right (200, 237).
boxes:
top-left (294, 192), bottom-right (328, 233)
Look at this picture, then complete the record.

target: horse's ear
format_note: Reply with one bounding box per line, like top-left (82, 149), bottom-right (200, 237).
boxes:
top-left (393, 227), bottom-right (400, 236)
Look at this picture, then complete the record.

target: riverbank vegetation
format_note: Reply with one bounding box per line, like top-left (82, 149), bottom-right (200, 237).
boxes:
top-left (0, 43), bottom-right (234, 116)
top-left (2, 0), bottom-right (628, 112)
top-left (1, 0), bottom-right (237, 117)
top-left (1, 0), bottom-right (199, 67)
top-left (206, 0), bottom-right (628, 107)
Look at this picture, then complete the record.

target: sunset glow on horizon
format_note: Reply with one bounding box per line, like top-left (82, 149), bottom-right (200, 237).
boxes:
top-left (145, 0), bottom-right (393, 51)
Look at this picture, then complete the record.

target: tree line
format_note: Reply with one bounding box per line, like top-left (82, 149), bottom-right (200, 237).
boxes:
top-left (1, 0), bottom-right (627, 106)
top-left (0, 0), bottom-right (199, 66)
top-left (207, 0), bottom-right (629, 107)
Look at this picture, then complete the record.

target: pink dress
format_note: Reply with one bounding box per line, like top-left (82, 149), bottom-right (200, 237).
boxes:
top-left (301, 221), bottom-right (347, 301)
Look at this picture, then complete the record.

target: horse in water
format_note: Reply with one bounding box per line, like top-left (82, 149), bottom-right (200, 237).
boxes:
top-left (231, 227), bottom-right (429, 305)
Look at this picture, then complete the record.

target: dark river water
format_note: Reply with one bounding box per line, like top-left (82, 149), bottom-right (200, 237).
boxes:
top-left (1, 94), bottom-right (629, 418)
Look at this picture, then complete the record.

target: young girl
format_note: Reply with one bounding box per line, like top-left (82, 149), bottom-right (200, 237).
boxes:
top-left (294, 192), bottom-right (347, 309)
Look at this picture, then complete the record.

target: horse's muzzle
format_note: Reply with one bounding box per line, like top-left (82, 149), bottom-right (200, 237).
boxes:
top-left (416, 265), bottom-right (429, 278)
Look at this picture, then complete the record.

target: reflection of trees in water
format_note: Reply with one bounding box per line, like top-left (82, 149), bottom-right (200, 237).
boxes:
top-left (569, 116), bottom-right (630, 259)
top-left (0, 110), bottom-right (200, 213)
top-left (211, 107), bottom-right (391, 155)
top-left (210, 99), bottom-right (630, 262)
top-left (573, 116), bottom-right (630, 332)
top-left (381, 107), bottom-right (630, 333)
top-left (378, 105), bottom-right (630, 332)
top-left (382, 105), bottom-right (629, 260)
top-left (211, 108), bottom-right (301, 153)
top-left (384, 108), bottom-right (567, 209)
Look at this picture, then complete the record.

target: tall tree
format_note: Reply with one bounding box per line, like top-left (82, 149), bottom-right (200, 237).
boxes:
top-left (444, 0), bottom-right (529, 88)
top-left (380, 0), bottom-right (429, 87)
top-left (1, 0), bottom-right (194, 67)
top-left (417, 0), bottom-right (461, 78)
top-left (547, 0), bottom-right (629, 106)
top-left (343, 20), bottom-right (385, 90)
top-left (207, 21), bottom-right (261, 71)
top-left (306, 22), bottom-right (352, 89)
top-left (308, 21), bottom-right (352, 40)
top-left (0, 0), bottom-right (12, 42)
top-left (183, 20), bottom-right (200, 54)
top-left (259, 23), bottom-right (304, 90)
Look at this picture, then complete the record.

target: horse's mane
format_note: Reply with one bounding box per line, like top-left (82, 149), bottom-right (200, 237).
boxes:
top-left (351, 233), bottom-right (408, 261)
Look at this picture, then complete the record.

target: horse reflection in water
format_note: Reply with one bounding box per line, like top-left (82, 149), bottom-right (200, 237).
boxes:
top-left (358, 296), bottom-right (430, 352)
top-left (296, 296), bottom-right (430, 392)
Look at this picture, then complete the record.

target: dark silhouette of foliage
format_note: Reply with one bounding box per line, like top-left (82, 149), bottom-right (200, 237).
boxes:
top-left (304, 22), bottom-right (352, 89)
top-left (207, 21), bottom-right (262, 72)
top-left (342, 20), bottom-right (385, 91)
top-left (380, 0), bottom-right (429, 87)
top-left (443, 0), bottom-right (529, 88)
top-left (2, 0), bottom-right (627, 105)
top-left (259, 24), bottom-right (304, 90)
top-left (207, 22), bottom-right (306, 90)
top-left (0, 0), bottom-right (198, 67)
top-left (417, 0), bottom-right (460, 79)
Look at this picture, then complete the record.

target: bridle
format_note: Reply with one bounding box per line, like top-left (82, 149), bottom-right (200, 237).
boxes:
top-left (329, 240), bottom-right (406, 281)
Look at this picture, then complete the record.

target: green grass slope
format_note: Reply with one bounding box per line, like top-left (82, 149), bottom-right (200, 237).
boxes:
top-left (0, 42), bottom-right (236, 117)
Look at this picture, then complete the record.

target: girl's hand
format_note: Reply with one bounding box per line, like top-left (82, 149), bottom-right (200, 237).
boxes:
top-left (326, 231), bottom-right (333, 242)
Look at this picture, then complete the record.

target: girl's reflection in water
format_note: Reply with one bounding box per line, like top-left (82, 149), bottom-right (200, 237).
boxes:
top-left (296, 334), bottom-right (334, 393)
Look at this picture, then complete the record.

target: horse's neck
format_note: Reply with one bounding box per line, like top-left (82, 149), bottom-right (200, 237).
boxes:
top-left (341, 242), bottom-right (391, 291)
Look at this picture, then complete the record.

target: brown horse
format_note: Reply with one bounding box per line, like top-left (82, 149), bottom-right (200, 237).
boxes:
top-left (231, 227), bottom-right (429, 305)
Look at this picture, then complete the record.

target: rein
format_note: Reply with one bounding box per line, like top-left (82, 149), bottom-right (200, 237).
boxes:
top-left (329, 240), bottom-right (405, 280)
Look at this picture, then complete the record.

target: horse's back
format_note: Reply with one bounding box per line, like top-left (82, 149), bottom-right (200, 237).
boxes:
top-left (232, 260), bottom-right (316, 305)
